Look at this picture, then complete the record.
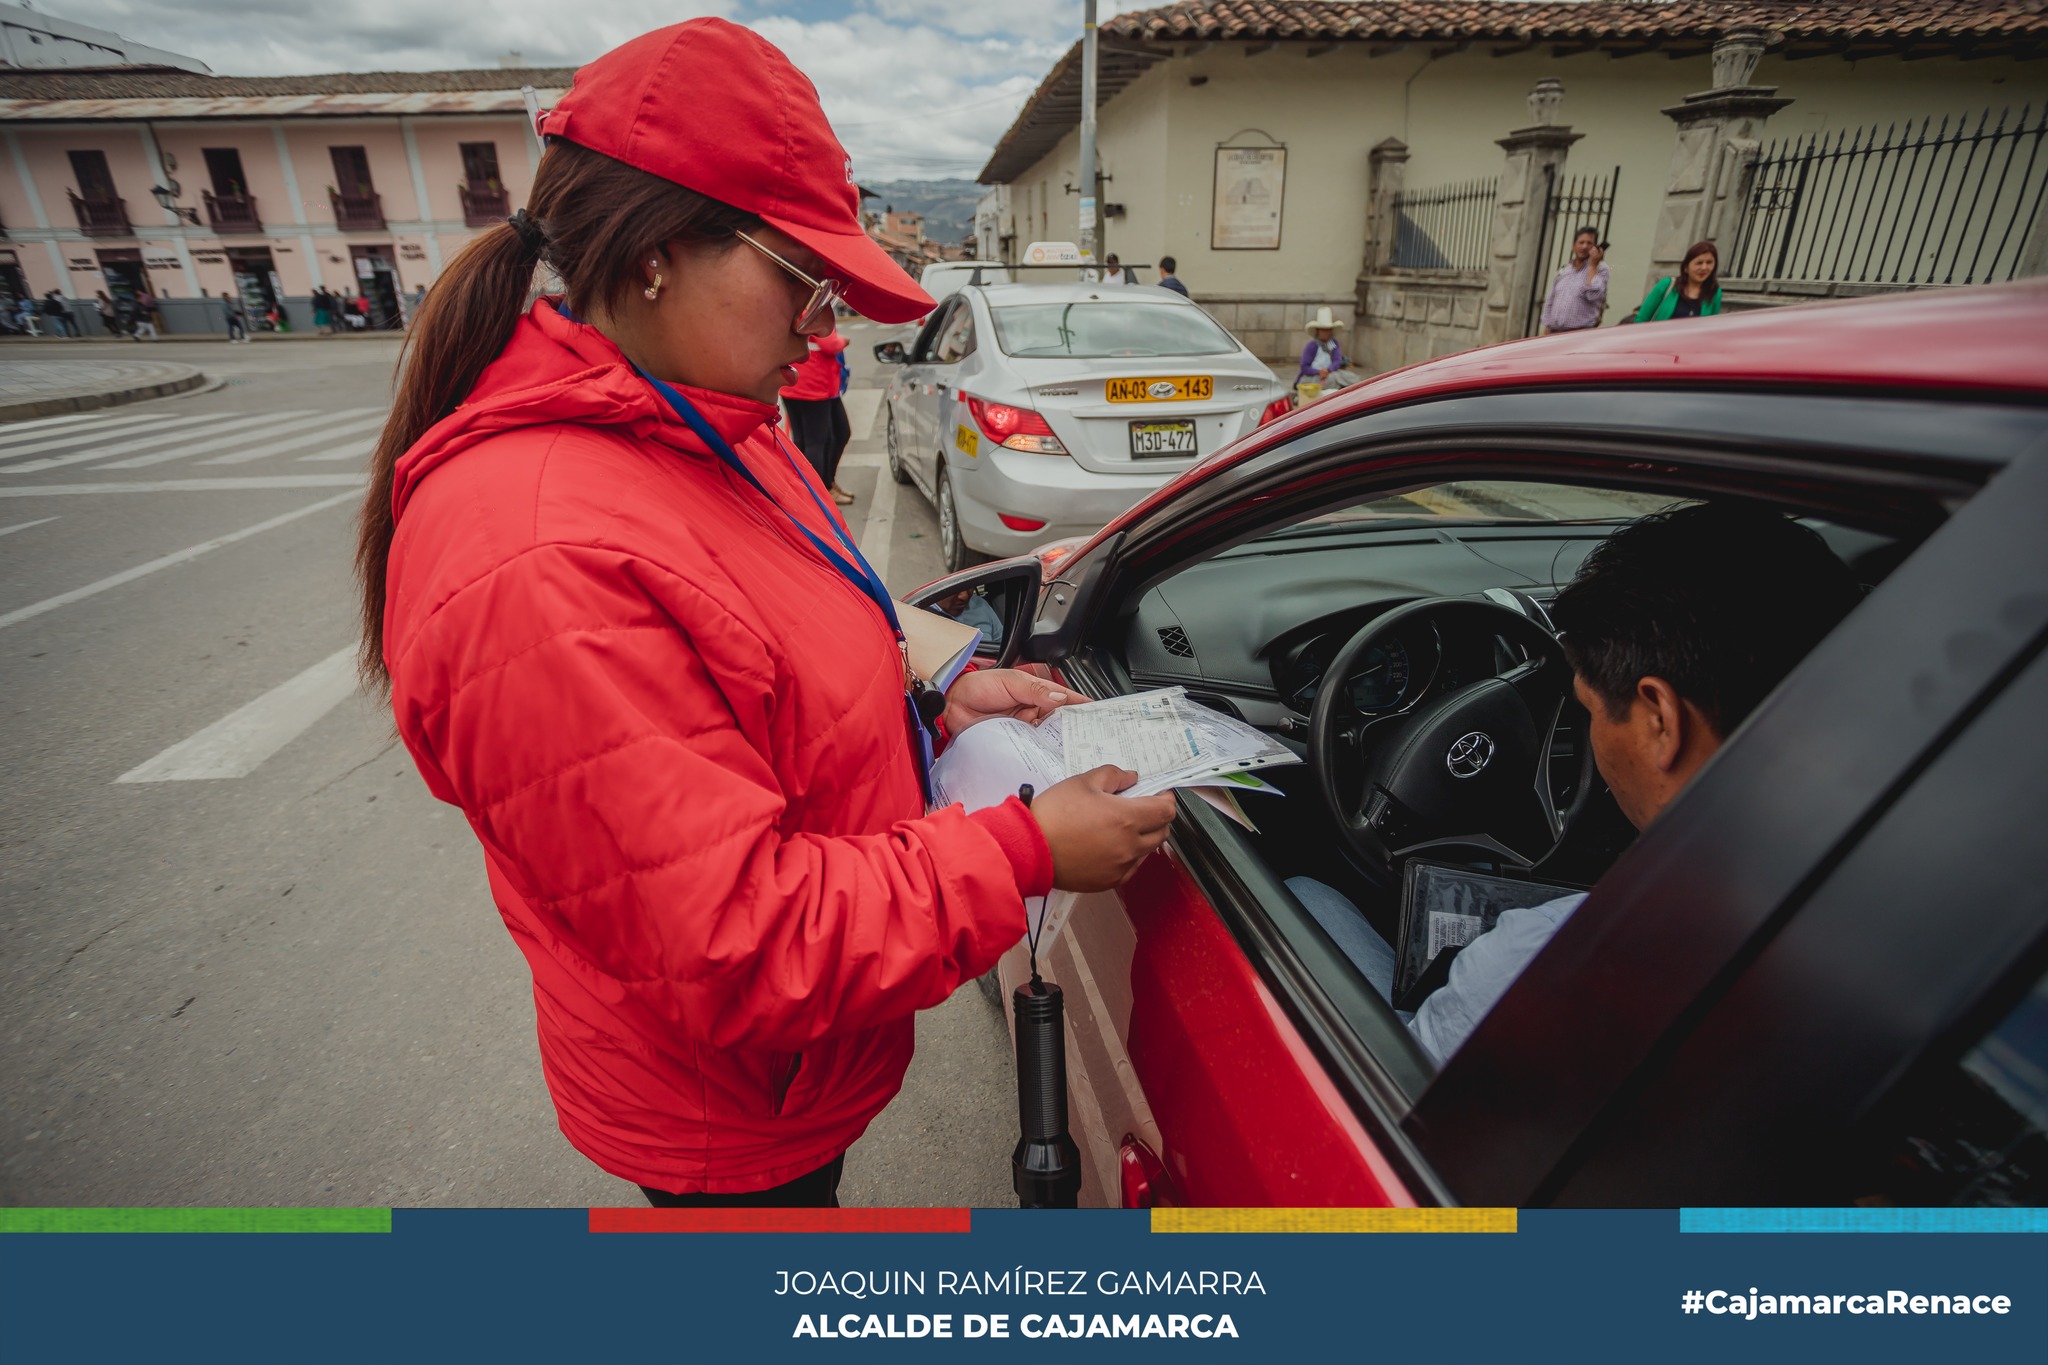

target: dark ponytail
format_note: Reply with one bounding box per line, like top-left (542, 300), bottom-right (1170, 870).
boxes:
top-left (355, 140), bottom-right (758, 687)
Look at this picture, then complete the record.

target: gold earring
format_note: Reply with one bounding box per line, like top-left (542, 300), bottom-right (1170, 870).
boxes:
top-left (644, 258), bottom-right (663, 301)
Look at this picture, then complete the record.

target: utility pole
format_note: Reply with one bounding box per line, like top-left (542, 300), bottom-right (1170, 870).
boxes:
top-left (1078, 0), bottom-right (1098, 263)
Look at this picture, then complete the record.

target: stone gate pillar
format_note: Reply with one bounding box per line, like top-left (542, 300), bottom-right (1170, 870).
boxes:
top-left (1481, 79), bottom-right (1581, 344)
top-left (1642, 31), bottom-right (1793, 299)
top-left (1365, 137), bottom-right (1410, 273)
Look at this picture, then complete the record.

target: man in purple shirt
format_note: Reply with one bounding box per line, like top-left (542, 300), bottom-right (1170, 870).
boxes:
top-left (1540, 226), bottom-right (1609, 333)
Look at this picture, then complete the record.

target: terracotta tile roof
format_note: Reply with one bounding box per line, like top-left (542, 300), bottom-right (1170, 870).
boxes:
top-left (982, 0), bottom-right (2048, 180)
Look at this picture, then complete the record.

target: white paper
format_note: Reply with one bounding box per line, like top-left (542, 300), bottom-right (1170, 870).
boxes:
top-left (1426, 910), bottom-right (1486, 960)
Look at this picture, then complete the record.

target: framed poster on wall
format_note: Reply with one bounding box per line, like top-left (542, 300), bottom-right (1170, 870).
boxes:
top-left (1212, 142), bottom-right (1286, 250)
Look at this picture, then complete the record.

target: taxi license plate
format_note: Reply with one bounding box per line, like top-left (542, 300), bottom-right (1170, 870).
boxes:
top-left (1106, 375), bottom-right (1213, 403)
top-left (1129, 420), bottom-right (1197, 457)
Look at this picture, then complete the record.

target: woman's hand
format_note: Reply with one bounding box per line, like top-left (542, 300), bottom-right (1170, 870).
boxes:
top-left (943, 668), bottom-right (1075, 732)
top-left (1032, 766), bottom-right (1179, 891)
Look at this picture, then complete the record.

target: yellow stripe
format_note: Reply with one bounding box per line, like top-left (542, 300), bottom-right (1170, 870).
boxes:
top-left (1401, 486), bottom-right (1488, 518)
top-left (1152, 1208), bottom-right (1516, 1234)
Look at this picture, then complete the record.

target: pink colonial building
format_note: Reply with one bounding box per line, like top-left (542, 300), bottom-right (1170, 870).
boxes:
top-left (0, 62), bottom-right (571, 333)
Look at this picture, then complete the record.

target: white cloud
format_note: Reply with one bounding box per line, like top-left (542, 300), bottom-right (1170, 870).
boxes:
top-left (48, 0), bottom-right (1089, 180)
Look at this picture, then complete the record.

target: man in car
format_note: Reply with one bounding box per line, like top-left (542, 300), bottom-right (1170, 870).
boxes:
top-left (1291, 502), bottom-right (1864, 1064)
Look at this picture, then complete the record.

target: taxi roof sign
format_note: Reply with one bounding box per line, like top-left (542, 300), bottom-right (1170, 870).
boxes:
top-left (1022, 241), bottom-right (1088, 266)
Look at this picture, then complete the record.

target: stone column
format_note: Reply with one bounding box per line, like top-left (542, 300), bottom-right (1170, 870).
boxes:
top-left (1364, 137), bottom-right (1410, 272)
top-left (1643, 31), bottom-right (1792, 298)
top-left (1481, 79), bottom-right (1581, 344)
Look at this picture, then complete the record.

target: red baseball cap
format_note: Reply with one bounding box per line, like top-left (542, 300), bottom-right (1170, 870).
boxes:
top-left (538, 19), bottom-right (934, 325)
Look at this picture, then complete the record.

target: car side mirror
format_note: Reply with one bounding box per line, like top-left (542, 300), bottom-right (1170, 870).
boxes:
top-left (901, 557), bottom-right (1041, 668)
top-left (874, 341), bottom-right (909, 364)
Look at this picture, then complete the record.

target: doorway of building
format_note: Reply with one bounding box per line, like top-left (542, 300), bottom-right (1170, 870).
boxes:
top-left (0, 250), bottom-right (29, 333)
top-left (96, 248), bottom-right (146, 303)
top-left (349, 245), bottom-right (401, 329)
top-left (225, 247), bottom-right (281, 329)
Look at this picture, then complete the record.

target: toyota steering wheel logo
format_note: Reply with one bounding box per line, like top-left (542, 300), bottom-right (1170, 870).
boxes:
top-left (1446, 731), bottom-right (1495, 779)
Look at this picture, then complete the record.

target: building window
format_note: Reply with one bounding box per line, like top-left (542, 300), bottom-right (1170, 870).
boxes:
top-left (328, 146), bottom-right (385, 231)
top-left (458, 141), bottom-right (510, 227)
top-left (68, 149), bottom-right (117, 201)
top-left (204, 147), bottom-right (247, 197)
top-left (66, 149), bottom-right (129, 236)
top-left (201, 147), bottom-right (262, 232)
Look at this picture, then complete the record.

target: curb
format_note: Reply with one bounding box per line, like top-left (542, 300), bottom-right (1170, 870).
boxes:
top-left (0, 367), bottom-right (211, 424)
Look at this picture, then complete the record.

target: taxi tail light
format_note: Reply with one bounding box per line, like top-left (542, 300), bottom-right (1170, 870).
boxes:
top-left (999, 514), bottom-right (1047, 532)
top-left (965, 394), bottom-right (1068, 455)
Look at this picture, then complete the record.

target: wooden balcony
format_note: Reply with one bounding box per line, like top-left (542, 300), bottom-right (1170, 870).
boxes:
top-left (203, 191), bottom-right (263, 233)
top-left (330, 190), bottom-right (385, 232)
top-left (459, 182), bottom-right (511, 228)
top-left (68, 192), bottom-right (131, 237)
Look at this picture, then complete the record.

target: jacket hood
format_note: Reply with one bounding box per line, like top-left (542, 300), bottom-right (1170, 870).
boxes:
top-left (390, 299), bottom-right (779, 525)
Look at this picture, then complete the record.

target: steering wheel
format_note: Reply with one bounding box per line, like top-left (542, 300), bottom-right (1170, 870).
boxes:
top-left (1306, 597), bottom-right (1596, 885)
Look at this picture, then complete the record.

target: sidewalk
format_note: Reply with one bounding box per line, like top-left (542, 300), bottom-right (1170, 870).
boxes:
top-left (0, 357), bottom-right (211, 423)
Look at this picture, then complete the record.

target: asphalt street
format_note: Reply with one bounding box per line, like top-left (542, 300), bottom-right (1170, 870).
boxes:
top-left (0, 322), bottom-right (1016, 1209)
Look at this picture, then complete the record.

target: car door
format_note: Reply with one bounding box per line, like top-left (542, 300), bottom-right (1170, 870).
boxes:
top-left (892, 305), bottom-right (955, 497)
top-left (921, 298), bottom-right (979, 493)
top-left (1012, 384), bottom-right (2046, 1208)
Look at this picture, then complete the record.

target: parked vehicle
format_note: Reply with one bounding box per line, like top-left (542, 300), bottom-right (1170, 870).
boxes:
top-left (910, 282), bottom-right (2048, 1208)
top-left (878, 282), bottom-right (1284, 570)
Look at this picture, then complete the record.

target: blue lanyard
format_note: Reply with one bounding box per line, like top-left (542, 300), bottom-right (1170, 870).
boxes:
top-left (636, 367), bottom-right (934, 799)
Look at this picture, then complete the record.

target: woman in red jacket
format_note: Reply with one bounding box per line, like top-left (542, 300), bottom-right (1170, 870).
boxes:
top-left (354, 20), bottom-right (1175, 1207)
top-left (782, 322), bottom-right (854, 504)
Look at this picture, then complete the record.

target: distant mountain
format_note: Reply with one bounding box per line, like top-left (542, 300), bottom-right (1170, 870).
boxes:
top-left (862, 179), bottom-right (982, 248)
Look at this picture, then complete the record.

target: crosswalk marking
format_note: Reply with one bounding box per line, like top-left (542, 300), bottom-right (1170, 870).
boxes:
top-left (0, 411), bottom-right (216, 462)
top-left (0, 408), bottom-right (163, 438)
top-left (296, 437), bottom-right (378, 464)
top-left (0, 491), bottom-right (356, 630)
top-left (843, 389), bottom-right (884, 441)
top-left (0, 475), bottom-right (364, 497)
top-left (117, 646), bottom-right (359, 782)
top-left (199, 414), bottom-right (387, 465)
top-left (6, 411), bottom-right (315, 475)
top-left (0, 516), bottom-right (58, 538)
top-left (87, 411), bottom-right (321, 472)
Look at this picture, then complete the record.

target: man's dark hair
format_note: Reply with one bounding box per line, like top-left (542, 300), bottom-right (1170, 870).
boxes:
top-left (1573, 225), bottom-right (1600, 243)
top-left (1551, 502), bottom-right (1863, 736)
top-left (1160, 255), bottom-right (1177, 273)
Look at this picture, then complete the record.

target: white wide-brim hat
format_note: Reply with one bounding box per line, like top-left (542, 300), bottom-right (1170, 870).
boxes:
top-left (1304, 306), bottom-right (1345, 333)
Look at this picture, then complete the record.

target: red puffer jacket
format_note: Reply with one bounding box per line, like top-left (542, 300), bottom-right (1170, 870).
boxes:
top-left (382, 300), bottom-right (1048, 1193)
top-left (780, 329), bottom-right (848, 402)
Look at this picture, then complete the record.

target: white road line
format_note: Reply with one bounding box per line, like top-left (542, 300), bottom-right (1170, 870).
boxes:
top-left (200, 414), bottom-right (386, 465)
top-left (117, 646), bottom-right (359, 782)
top-left (7, 410), bottom-right (312, 475)
top-left (0, 516), bottom-right (58, 538)
top-left (858, 448), bottom-right (901, 587)
top-left (0, 410), bottom-right (216, 461)
top-left (0, 491), bottom-right (356, 630)
top-left (0, 475), bottom-right (365, 497)
top-left (83, 410), bottom-right (319, 471)
top-left (0, 408), bottom-right (163, 438)
top-left (843, 389), bottom-right (884, 442)
top-left (295, 437), bottom-right (378, 464)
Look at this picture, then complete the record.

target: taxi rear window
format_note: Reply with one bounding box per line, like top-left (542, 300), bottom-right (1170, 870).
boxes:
top-left (990, 302), bottom-right (1238, 359)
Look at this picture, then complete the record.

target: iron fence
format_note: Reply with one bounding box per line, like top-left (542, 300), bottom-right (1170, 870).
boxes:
top-left (1729, 106), bottom-right (2048, 287)
top-left (1523, 165), bottom-right (1620, 336)
top-left (1389, 177), bottom-right (1497, 271)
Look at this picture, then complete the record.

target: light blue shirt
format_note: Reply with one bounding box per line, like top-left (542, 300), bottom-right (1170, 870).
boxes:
top-left (1409, 893), bottom-right (1587, 1065)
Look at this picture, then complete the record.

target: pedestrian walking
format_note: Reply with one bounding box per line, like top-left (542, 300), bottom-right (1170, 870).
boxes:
top-left (1540, 226), bottom-right (1609, 334)
top-left (220, 290), bottom-right (248, 342)
top-left (8, 294), bottom-right (36, 336)
top-left (112, 292), bottom-right (142, 340)
top-left (1634, 240), bottom-right (1723, 323)
top-left (39, 291), bottom-right (73, 337)
top-left (781, 320), bottom-right (854, 504)
top-left (133, 287), bottom-right (160, 339)
top-left (1155, 255), bottom-right (1190, 298)
top-left (94, 290), bottom-right (121, 338)
top-left (1088, 252), bottom-right (1135, 284)
top-left (312, 287), bottom-right (334, 334)
top-left (356, 18), bottom-right (1173, 1210)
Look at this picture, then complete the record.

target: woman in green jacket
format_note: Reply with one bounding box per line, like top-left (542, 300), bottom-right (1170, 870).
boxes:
top-left (1635, 240), bottom-right (1722, 322)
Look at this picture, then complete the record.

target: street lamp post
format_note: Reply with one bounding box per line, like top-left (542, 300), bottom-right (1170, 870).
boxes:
top-left (151, 181), bottom-right (198, 225)
top-left (1078, 0), bottom-right (1098, 264)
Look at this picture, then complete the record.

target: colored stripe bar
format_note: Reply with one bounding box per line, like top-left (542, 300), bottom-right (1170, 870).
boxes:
top-left (0, 1208), bottom-right (390, 1233)
top-left (1153, 1208), bottom-right (1516, 1234)
top-left (1682, 1208), bottom-right (2048, 1234)
top-left (591, 1208), bottom-right (973, 1234)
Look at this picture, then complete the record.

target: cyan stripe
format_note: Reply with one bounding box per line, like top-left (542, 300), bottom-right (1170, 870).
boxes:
top-left (1682, 1208), bottom-right (2048, 1234)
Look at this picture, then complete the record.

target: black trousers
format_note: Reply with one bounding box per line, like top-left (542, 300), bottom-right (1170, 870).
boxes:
top-left (640, 1154), bottom-right (845, 1208)
top-left (785, 396), bottom-right (851, 487)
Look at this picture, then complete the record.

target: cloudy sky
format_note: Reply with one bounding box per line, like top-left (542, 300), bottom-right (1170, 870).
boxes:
top-left (50, 0), bottom-right (1150, 180)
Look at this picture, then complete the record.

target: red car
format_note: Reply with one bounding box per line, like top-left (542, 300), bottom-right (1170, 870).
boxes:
top-left (912, 282), bottom-right (2048, 1208)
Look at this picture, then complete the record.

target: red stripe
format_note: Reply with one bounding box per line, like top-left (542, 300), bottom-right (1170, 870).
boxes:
top-left (589, 1208), bottom-right (972, 1234)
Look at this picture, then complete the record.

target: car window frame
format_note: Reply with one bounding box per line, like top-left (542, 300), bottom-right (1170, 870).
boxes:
top-left (908, 298), bottom-right (960, 364)
top-left (1046, 388), bottom-right (2047, 1205)
top-left (932, 299), bottom-right (977, 365)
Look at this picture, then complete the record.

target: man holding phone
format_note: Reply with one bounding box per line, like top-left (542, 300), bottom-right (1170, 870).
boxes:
top-left (1540, 226), bottom-right (1609, 334)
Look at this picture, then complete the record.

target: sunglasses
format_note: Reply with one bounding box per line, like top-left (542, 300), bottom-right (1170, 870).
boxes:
top-left (734, 230), bottom-right (844, 333)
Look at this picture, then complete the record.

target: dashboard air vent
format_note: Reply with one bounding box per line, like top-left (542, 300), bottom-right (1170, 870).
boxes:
top-left (1157, 626), bottom-right (1194, 659)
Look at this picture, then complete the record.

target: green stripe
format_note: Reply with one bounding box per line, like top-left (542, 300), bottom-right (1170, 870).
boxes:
top-left (0, 1208), bottom-right (391, 1233)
